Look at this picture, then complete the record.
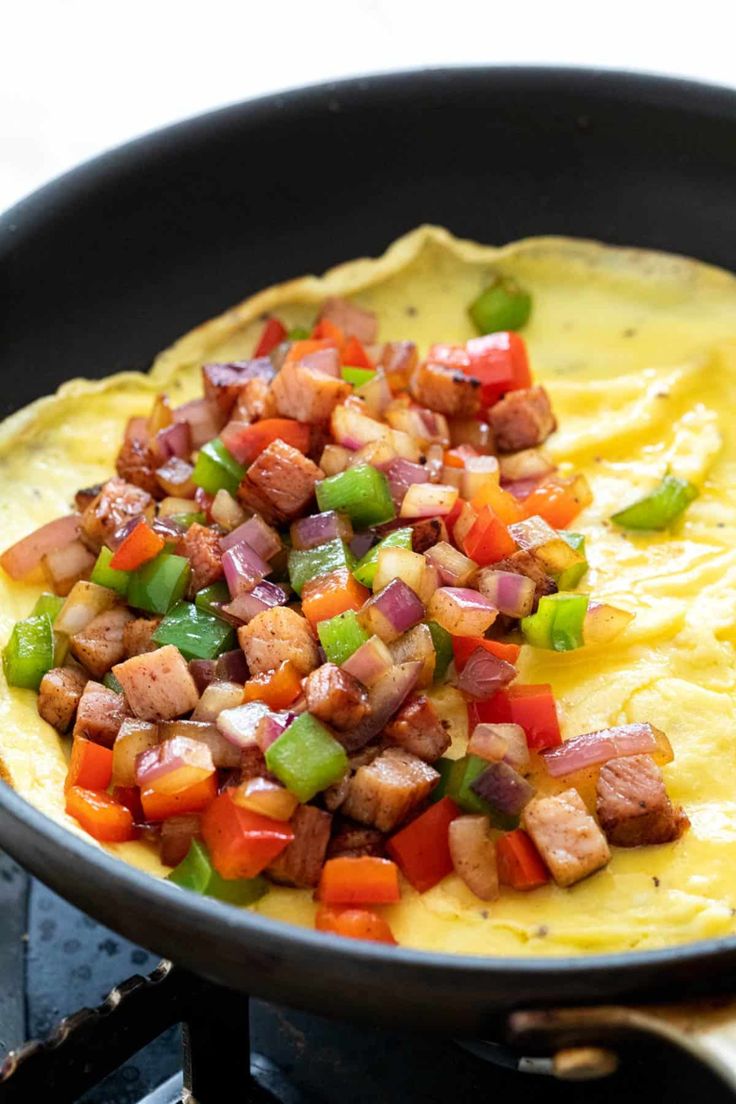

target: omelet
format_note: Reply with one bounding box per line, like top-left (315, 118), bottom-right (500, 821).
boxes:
top-left (2, 225), bottom-right (736, 957)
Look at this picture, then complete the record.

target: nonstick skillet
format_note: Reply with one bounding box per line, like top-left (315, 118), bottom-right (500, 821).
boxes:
top-left (2, 66), bottom-right (736, 1085)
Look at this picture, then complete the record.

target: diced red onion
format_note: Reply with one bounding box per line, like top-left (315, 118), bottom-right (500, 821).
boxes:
top-left (349, 530), bottom-right (375, 560)
top-left (424, 443), bottom-right (445, 483)
top-left (43, 539), bottom-right (96, 596)
top-left (290, 511), bottom-right (353, 551)
top-left (389, 623), bottom-right (436, 688)
top-left (106, 514), bottom-right (146, 552)
top-left (189, 659), bottom-right (217, 693)
top-left (424, 541), bottom-right (478, 586)
top-left (541, 722), bottom-right (670, 778)
top-left (341, 634), bottom-right (393, 686)
top-left (151, 515), bottom-right (188, 541)
top-left (222, 580), bottom-right (288, 623)
top-left (216, 701), bottom-right (271, 748)
top-left (222, 540), bottom-right (270, 598)
top-left (173, 398), bottom-right (225, 449)
top-left (476, 570), bottom-right (536, 619)
top-left (456, 646), bottom-right (517, 700)
top-left (155, 420), bottom-right (191, 461)
top-left (300, 347), bottom-right (341, 377)
top-left (210, 489), bottom-right (246, 531)
top-left (418, 407), bottom-right (450, 444)
top-left (502, 477), bottom-right (543, 501)
top-left (192, 680), bottom-right (245, 721)
top-left (441, 465), bottom-right (464, 490)
top-left (194, 486), bottom-right (214, 520)
top-left (220, 515), bottom-right (282, 560)
top-left (0, 514), bottom-right (81, 580)
top-left (461, 456), bottom-right (501, 500)
top-left (355, 372), bottom-right (392, 416)
top-left (427, 587), bottom-right (497, 636)
top-left (135, 736), bottom-right (215, 794)
top-left (255, 710), bottom-right (295, 752)
top-left (470, 761), bottom-right (535, 817)
top-left (469, 723), bottom-right (530, 771)
top-left (448, 417), bottom-right (492, 451)
top-left (400, 483), bottom-right (458, 518)
top-left (215, 649), bottom-right (249, 684)
top-left (159, 719), bottom-right (241, 769)
top-left (381, 458), bottom-right (430, 509)
top-left (499, 448), bottom-right (555, 483)
top-left (339, 660), bottom-right (422, 752)
top-left (360, 578), bottom-right (425, 641)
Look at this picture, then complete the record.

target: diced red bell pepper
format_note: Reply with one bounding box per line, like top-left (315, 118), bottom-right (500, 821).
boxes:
top-left (386, 797), bottom-right (460, 893)
top-left (65, 786), bottom-right (136, 842)
top-left (243, 659), bottom-right (303, 710)
top-left (109, 520), bottom-right (164, 571)
top-left (112, 785), bottom-right (145, 823)
top-left (221, 417), bottom-right (311, 465)
top-left (471, 480), bottom-right (524, 525)
top-left (476, 684), bottom-right (561, 749)
top-left (444, 496), bottom-right (465, 541)
top-left (521, 474), bottom-right (593, 529)
top-left (452, 636), bottom-right (521, 670)
top-left (315, 906), bottom-right (397, 944)
top-left (285, 337), bottom-right (338, 366)
top-left (254, 317), bottom-right (287, 357)
top-left (342, 336), bottom-right (374, 370)
top-left (301, 568), bottom-right (370, 626)
top-left (318, 857), bottom-right (401, 905)
top-left (65, 739), bottom-right (113, 792)
top-left (202, 791), bottom-right (294, 879)
top-left (141, 775), bottom-right (218, 822)
top-left (462, 505), bottom-right (517, 565)
top-left (497, 828), bottom-right (549, 889)
top-left (427, 343), bottom-right (472, 371)
top-left (465, 332), bottom-right (531, 408)
top-left (311, 320), bottom-right (345, 348)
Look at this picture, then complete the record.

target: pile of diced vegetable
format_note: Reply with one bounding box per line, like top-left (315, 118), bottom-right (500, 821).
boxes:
top-left (1, 277), bottom-right (696, 946)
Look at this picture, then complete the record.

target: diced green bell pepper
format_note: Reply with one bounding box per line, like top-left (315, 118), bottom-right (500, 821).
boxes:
top-left (352, 527), bottom-right (412, 587)
top-left (265, 713), bottom-right (348, 802)
top-left (521, 593), bottom-right (589, 651)
top-left (103, 671), bottom-right (124, 694)
top-left (168, 839), bottom-right (267, 904)
top-left (317, 609), bottom-right (370, 666)
top-left (90, 546), bottom-right (131, 596)
top-left (195, 579), bottom-right (232, 619)
top-left (3, 614), bottom-right (54, 690)
top-left (469, 275), bottom-right (532, 334)
top-left (31, 593), bottom-right (65, 623)
top-left (556, 531), bottom-right (588, 590)
top-left (192, 438), bottom-right (246, 496)
top-left (427, 620), bottom-right (453, 682)
top-left (152, 601), bottom-right (235, 660)
top-left (167, 511), bottom-right (207, 530)
top-left (611, 474), bottom-right (698, 531)
top-left (127, 553), bottom-right (191, 615)
top-left (288, 538), bottom-right (355, 596)
top-left (341, 366), bottom-right (375, 387)
top-left (287, 326), bottom-right (311, 341)
top-left (316, 464), bottom-right (395, 528)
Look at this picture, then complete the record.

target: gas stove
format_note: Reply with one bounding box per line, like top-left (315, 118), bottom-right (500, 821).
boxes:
top-left (0, 850), bottom-right (730, 1103)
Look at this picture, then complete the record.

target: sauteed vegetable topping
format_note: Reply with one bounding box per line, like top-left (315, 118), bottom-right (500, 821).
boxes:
top-left (1, 288), bottom-right (694, 947)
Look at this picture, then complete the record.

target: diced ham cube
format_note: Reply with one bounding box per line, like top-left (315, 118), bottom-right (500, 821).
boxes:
top-left (202, 359), bottom-right (275, 418)
top-left (176, 523), bottom-right (224, 596)
top-left (38, 666), bottom-right (88, 732)
top-left (523, 788), bottom-right (610, 887)
top-left (410, 517), bottom-right (447, 553)
top-left (115, 438), bottom-right (161, 497)
top-left (317, 297), bottom-right (378, 344)
top-left (303, 663), bottom-right (370, 731)
top-left (327, 821), bottom-right (386, 858)
top-left (382, 694), bottom-right (450, 762)
top-left (239, 745), bottom-right (271, 781)
top-left (69, 606), bottom-right (134, 679)
top-left (341, 747), bottom-right (439, 832)
top-left (73, 680), bottom-right (130, 746)
top-left (267, 804), bottom-right (332, 887)
top-left (409, 361), bottom-right (481, 417)
top-left (238, 607), bottom-right (318, 676)
top-left (234, 377), bottom-right (277, 423)
top-left (80, 477), bottom-right (152, 551)
top-left (271, 360), bottom-right (351, 424)
top-left (488, 386), bottom-right (557, 453)
top-left (113, 645), bottom-right (200, 722)
top-left (596, 754), bottom-right (690, 847)
top-left (160, 814), bottom-right (202, 867)
top-left (122, 617), bottom-right (161, 657)
top-left (237, 439), bottom-right (324, 524)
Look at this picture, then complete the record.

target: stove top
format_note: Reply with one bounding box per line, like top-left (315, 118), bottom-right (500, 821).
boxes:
top-left (0, 850), bottom-right (730, 1103)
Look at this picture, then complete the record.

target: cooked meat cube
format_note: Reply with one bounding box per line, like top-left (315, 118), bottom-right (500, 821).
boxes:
top-left (271, 360), bottom-right (351, 424)
top-left (410, 517), bottom-right (447, 553)
top-left (382, 694), bottom-right (450, 762)
top-left (303, 663), bottom-right (370, 730)
top-left (341, 747), bottom-right (439, 832)
top-left (317, 297), bottom-right (378, 344)
top-left (523, 788), bottom-right (610, 887)
top-left (160, 814), bottom-right (202, 867)
top-left (488, 386), bottom-right (557, 453)
top-left (74, 483), bottom-right (103, 513)
top-left (409, 361), bottom-right (481, 417)
top-left (238, 607), bottom-right (318, 676)
top-left (69, 605), bottom-right (134, 678)
top-left (176, 523), bottom-right (224, 596)
top-left (239, 745), bottom-right (270, 781)
top-left (234, 376), bottom-right (277, 423)
top-left (115, 437), bottom-right (161, 497)
top-left (38, 666), bottom-right (88, 732)
top-left (122, 617), bottom-right (161, 657)
top-left (483, 551), bottom-right (557, 606)
top-left (327, 821), bottom-right (386, 858)
top-left (596, 755), bottom-right (690, 847)
top-left (237, 439), bottom-right (323, 524)
top-left (112, 645), bottom-right (200, 722)
top-left (323, 775), bottom-right (350, 812)
top-left (267, 805), bottom-right (332, 888)
top-left (80, 477), bottom-right (152, 551)
top-left (448, 815), bottom-right (499, 901)
top-left (202, 359), bottom-right (275, 418)
top-left (73, 680), bottom-right (129, 746)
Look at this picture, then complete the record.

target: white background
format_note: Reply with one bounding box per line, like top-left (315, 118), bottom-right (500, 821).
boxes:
top-left (3, 0), bottom-right (735, 215)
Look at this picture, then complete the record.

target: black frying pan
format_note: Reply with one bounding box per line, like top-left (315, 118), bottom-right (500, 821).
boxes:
top-left (2, 65), bottom-right (736, 1078)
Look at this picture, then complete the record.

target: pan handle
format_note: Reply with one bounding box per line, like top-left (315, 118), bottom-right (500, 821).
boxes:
top-left (508, 996), bottom-right (736, 1088)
